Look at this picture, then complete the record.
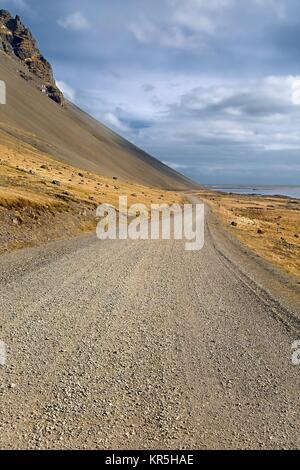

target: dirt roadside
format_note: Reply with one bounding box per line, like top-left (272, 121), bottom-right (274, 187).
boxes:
top-left (196, 189), bottom-right (300, 281)
top-left (0, 129), bottom-right (184, 253)
top-left (0, 203), bottom-right (300, 449)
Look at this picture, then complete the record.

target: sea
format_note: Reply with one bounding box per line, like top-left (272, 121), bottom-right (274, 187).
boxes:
top-left (206, 185), bottom-right (300, 200)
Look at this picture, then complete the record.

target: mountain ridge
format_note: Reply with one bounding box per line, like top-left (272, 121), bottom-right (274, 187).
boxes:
top-left (0, 9), bottom-right (63, 104)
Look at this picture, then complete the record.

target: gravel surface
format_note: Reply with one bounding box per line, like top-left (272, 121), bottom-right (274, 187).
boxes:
top-left (0, 205), bottom-right (300, 450)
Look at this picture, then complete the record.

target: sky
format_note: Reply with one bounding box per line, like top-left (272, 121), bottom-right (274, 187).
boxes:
top-left (2, 0), bottom-right (300, 185)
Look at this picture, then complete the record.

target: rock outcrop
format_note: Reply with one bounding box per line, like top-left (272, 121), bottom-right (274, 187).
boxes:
top-left (0, 9), bottom-right (64, 104)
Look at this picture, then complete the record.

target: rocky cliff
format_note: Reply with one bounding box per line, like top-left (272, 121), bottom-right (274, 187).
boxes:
top-left (0, 9), bottom-right (64, 104)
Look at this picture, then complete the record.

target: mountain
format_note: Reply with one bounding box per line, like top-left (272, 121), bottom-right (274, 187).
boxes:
top-left (0, 10), bottom-right (197, 190)
top-left (0, 10), bottom-right (63, 104)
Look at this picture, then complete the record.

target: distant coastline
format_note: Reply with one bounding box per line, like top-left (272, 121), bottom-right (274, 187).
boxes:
top-left (206, 185), bottom-right (300, 200)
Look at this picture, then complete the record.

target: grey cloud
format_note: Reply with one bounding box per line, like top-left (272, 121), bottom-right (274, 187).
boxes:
top-left (3, 0), bottom-right (300, 184)
top-left (142, 84), bottom-right (156, 93)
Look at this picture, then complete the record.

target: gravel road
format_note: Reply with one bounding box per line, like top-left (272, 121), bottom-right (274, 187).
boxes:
top-left (0, 203), bottom-right (300, 450)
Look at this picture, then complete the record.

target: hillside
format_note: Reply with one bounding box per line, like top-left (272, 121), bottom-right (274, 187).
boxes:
top-left (0, 10), bottom-right (197, 190)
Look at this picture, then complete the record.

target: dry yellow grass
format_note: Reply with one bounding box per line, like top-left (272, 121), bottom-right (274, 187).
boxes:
top-left (198, 189), bottom-right (300, 280)
top-left (0, 127), bottom-right (184, 252)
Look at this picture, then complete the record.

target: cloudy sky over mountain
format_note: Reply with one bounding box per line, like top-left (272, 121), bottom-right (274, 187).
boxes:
top-left (3, 0), bottom-right (300, 184)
